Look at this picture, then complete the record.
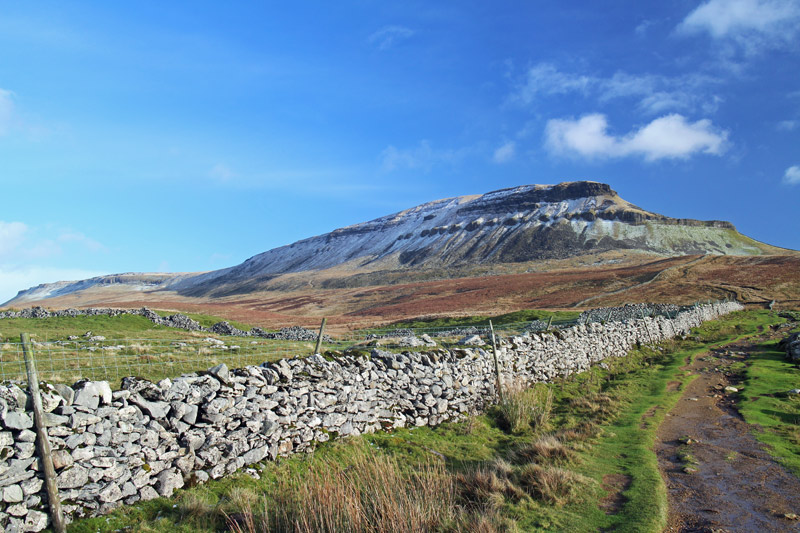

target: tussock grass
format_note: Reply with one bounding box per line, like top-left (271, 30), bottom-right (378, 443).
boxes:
top-left (514, 434), bottom-right (574, 464)
top-left (455, 460), bottom-right (525, 512)
top-left (516, 464), bottom-right (592, 505)
top-left (498, 381), bottom-right (553, 433)
top-left (222, 450), bottom-right (506, 533)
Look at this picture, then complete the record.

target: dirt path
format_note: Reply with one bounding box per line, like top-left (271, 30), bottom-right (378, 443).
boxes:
top-left (656, 331), bottom-right (800, 532)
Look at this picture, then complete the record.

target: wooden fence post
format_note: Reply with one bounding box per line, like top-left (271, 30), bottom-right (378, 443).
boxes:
top-left (313, 318), bottom-right (327, 355)
top-left (21, 333), bottom-right (67, 533)
top-left (488, 320), bottom-right (503, 402)
top-left (546, 315), bottom-right (553, 331)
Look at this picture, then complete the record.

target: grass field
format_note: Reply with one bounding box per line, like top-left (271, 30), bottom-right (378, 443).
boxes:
top-left (736, 317), bottom-right (800, 476)
top-left (60, 310), bottom-right (789, 532)
top-left (0, 312), bottom-right (318, 386)
top-left (0, 309), bottom-right (570, 387)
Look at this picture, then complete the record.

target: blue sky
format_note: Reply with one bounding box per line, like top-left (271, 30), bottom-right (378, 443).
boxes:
top-left (1, 1), bottom-right (799, 303)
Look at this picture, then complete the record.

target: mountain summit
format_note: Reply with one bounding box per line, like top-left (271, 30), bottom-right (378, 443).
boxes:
top-left (5, 181), bottom-right (781, 306)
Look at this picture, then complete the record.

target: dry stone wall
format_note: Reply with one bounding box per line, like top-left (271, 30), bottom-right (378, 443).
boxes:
top-left (0, 302), bottom-right (742, 531)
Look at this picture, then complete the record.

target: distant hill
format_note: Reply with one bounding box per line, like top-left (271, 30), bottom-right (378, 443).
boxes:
top-left (4, 181), bottom-right (792, 311)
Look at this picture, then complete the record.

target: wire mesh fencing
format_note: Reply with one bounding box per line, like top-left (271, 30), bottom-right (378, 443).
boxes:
top-left (0, 336), bottom-right (308, 386)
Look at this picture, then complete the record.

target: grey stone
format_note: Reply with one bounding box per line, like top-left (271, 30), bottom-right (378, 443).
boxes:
top-left (182, 404), bottom-right (199, 425)
top-left (20, 477), bottom-right (43, 496)
top-left (58, 465), bottom-right (89, 489)
top-left (458, 334), bottom-right (485, 346)
top-left (98, 482), bottom-right (123, 503)
top-left (6, 503), bottom-right (27, 517)
top-left (3, 484), bottom-right (23, 503)
top-left (73, 382), bottom-right (100, 410)
top-left (13, 442), bottom-right (35, 460)
top-left (139, 485), bottom-right (159, 502)
top-left (2, 411), bottom-right (32, 431)
top-left (95, 381), bottom-right (113, 405)
top-left (207, 363), bottom-right (230, 385)
top-left (129, 394), bottom-right (169, 419)
top-left (43, 412), bottom-right (70, 427)
top-left (121, 481), bottom-right (137, 498)
top-left (23, 510), bottom-right (48, 533)
top-left (41, 392), bottom-right (63, 413)
top-left (0, 459), bottom-right (35, 487)
top-left (242, 445), bottom-right (268, 465)
top-left (16, 429), bottom-right (35, 443)
top-left (71, 412), bottom-right (101, 428)
top-left (156, 468), bottom-right (184, 497)
top-left (6, 517), bottom-right (23, 533)
top-left (322, 413), bottom-right (347, 428)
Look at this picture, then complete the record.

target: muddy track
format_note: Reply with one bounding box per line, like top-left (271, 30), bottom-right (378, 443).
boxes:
top-left (656, 330), bottom-right (800, 532)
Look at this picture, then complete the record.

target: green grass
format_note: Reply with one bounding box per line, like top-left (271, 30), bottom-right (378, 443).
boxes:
top-left (0, 313), bottom-right (322, 387)
top-left (736, 317), bottom-right (800, 476)
top-left (61, 310), bottom-right (783, 533)
top-left (0, 311), bottom-right (260, 343)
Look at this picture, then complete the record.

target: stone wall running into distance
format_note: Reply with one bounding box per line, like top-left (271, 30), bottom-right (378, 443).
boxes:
top-left (0, 302), bottom-right (743, 531)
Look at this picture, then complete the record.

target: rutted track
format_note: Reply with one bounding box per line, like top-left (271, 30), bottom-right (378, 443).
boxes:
top-left (657, 331), bottom-right (800, 532)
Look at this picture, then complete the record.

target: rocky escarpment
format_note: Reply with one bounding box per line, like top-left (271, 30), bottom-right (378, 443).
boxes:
top-left (176, 181), bottom-right (760, 297)
top-left (0, 302), bottom-right (741, 530)
top-left (6, 181), bottom-right (777, 306)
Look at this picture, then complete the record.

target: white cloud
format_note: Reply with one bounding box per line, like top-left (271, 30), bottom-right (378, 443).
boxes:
top-left (0, 89), bottom-right (14, 135)
top-left (0, 222), bottom-right (108, 262)
top-left (209, 163), bottom-right (235, 182)
top-left (777, 120), bottom-right (798, 131)
top-left (678, 0), bottom-right (800, 52)
top-left (545, 113), bottom-right (728, 161)
top-left (510, 63), bottom-right (720, 115)
top-left (0, 221), bottom-right (28, 259)
top-left (380, 141), bottom-right (467, 172)
top-left (58, 231), bottom-right (105, 252)
top-left (368, 25), bottom-right (415, 50)
top-left (784, 165), bottom-right (800, 184)
top-left (512, 63), bottom-right (592, 105)
top-left (493, 141), bottom-right (516, 163)
top-left (635, 20), bottom-right (655, 36)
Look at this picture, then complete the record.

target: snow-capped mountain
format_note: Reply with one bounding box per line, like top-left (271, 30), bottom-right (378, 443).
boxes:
top-left (4, 181), bottom-right (780, 305)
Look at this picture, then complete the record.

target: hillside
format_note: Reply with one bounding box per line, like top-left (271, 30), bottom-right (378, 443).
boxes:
top-left (4, 181), bottom-right (797, 325)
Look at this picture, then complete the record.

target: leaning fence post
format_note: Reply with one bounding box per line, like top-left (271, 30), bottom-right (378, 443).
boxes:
top-left (313, 318), bottom-right (327, 355)
top-left (546, 315), bottom-right (553, 331)
top-left (488, 320), bottom-right (503, 402)
top-left (21, 333), bottom-right (67, 533)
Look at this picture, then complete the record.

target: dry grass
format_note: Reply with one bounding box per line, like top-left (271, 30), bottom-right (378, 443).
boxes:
top-left (0, 343), bottom-right (18, 362)
top-left (458, 415), bottom-right (480, 436)
top-left (455, 461), bottom-right (524, 513)
top-left (222, 449), bottom-right (506, 533)
top-left (514, 434), bottom-right (574, 464)
top-left (498, 382), bottom-right (553, 433)
top-left (516, 464), bottom-right (593, 505)
top-left (569, 392), bottom-right (617, 421)
top-left (127, 343), bottom-right (151, 354)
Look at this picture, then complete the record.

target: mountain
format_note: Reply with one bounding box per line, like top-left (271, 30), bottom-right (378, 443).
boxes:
top-left (3, 181), bottom-right (788, 308)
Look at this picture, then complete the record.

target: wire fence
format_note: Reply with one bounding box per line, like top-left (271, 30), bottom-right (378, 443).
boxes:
top-left (0, 301), bottom-right (729, 386)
